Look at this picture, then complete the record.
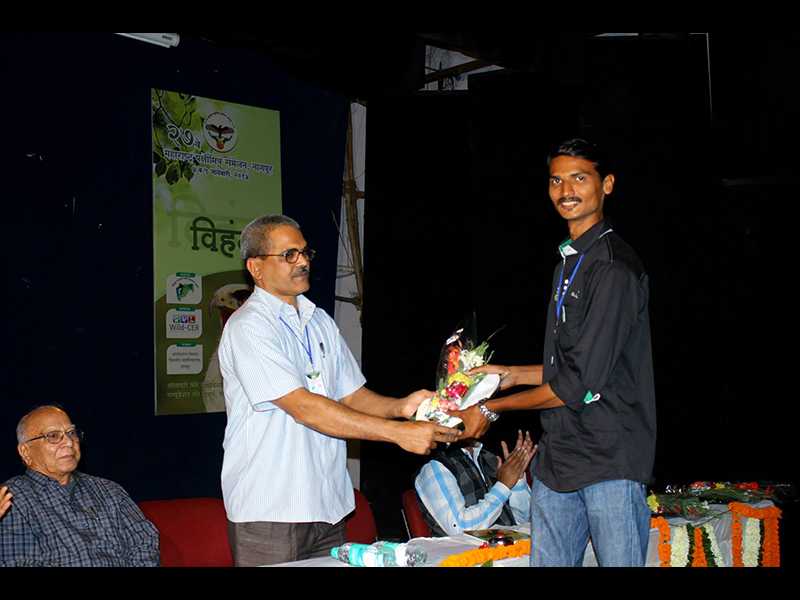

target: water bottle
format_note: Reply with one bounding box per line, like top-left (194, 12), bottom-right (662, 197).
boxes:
top-left (331, 542), bottom-right (396, 567)
top-left (373, 541), bottom-right (428, 567)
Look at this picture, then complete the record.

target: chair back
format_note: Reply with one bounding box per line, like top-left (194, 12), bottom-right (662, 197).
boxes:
top-left (137, 498), bottom-right (233, 567)
top-left (402, 489), bottom-right (431, 539)
top-left (345, 488), bottom-right (377, 544)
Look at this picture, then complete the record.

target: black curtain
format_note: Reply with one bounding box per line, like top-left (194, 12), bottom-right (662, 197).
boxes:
top-left (0, 33), bottom-right (349, 503)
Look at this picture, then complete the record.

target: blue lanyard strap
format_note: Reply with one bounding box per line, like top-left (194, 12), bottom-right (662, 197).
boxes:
top-left (556, 254), bottom-right (584, 322)
top-left (279, 317), bottom-right (314, 368)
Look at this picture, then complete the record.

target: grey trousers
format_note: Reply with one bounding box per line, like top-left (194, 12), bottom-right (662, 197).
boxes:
top-left (227, 519), bottom-right (347, 567)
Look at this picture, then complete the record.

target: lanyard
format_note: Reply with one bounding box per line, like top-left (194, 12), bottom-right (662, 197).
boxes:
top-left (279, 317), bottom-right (314, 369)
top-left (556, 254), bottom-right (584, 323)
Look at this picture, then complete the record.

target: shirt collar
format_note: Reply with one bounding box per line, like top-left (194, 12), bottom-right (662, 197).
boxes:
top-left (251, 285), bottom-right (316, 326)
top-left (24, 468), bottom-right (82, 488)
top-left (461, 441), bottom-right (484, 462)
top-left (558, 218), bottom-right (613, 258)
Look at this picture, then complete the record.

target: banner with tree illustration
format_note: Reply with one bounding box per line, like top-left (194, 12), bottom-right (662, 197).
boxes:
top-left (152, 89), bottom-right (282, 415)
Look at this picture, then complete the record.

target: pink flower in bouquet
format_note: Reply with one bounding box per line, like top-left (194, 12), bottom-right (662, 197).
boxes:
top-left (437, 398), bottom-right (460, 412)
top-left (445, 381), bottom-right (469, 401)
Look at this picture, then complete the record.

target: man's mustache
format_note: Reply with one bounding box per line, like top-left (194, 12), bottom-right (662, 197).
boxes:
top-left (293, 265), bottom-right (310, 277)
top-left (558, 196), bottom-right (582, 205)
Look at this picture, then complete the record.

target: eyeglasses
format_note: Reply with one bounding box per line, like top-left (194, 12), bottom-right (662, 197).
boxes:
top-left (24, 429), bottom-right (84, 445)
top-left (253, 248), bottom-right (316, 264)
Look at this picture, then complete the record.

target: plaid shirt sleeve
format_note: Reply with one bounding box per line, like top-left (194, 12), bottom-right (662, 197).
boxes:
top-left (100, 479), bottom-right (161, 567)
top-left (0, 493), bottom-right (39, 566)
top-left (415, 460), bottom-right (528, 536)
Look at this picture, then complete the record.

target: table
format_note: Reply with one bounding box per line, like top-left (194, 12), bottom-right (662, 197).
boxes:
top-left (267, 529), bottom-right (529, 567)
top-left (269, 501), bottom-right (778, 567)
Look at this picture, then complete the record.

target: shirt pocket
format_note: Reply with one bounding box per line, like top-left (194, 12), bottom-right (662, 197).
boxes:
top-left (561, 291), bottom-right (587, 339)
top-left (318, 349), bottom-right (343, 399)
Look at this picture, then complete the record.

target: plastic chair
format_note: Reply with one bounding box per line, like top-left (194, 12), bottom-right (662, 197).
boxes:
top-left (345, 488), bottom-right (377, 543)
top-left (137, 498), bottom-right (234, 567)
top-left (402, 489), bottom-right (431, 539)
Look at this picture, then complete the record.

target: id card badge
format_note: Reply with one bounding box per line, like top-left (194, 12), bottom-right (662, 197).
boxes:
top-left (306, 371), bottom-right (327, 396)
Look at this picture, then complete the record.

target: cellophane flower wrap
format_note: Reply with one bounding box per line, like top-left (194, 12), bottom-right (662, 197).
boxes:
top-left (647, 481), bottom-right (776, 520)
top-left (414, 316), bottom-right (495, 428)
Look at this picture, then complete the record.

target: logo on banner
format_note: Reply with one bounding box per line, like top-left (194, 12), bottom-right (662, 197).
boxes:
top-left (203, 112), bottom-right (237, 152)
top-left (166, 274), bottom-right (203, 305)
top-left (166, 308), bottom-right (203, 339)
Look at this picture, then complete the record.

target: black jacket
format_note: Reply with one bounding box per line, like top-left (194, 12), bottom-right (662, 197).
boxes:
top-left (535, 219), bottom-right (657, 492)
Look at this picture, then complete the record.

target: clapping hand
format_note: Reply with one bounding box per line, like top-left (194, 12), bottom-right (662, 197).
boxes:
top-left (496, 430), bottom-right (536, 489)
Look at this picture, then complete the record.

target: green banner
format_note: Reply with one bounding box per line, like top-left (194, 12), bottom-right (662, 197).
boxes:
top-left (152, 89), bottom-right (282, 415)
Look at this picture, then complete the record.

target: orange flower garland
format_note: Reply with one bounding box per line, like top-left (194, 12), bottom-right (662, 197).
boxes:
top-left (731, 512), bottom-right (744, 567)
top-left (691, 526), bottom-right (708, 567)
top-left (651, 517), bottom-right (672, 567)
top-left (728, 502), bottom-right (781, 567)
top-left (438, 540), bottom-right (531, 567)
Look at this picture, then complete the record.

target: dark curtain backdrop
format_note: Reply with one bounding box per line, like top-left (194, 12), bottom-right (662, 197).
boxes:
top-left (361, 34), bottom-right (798, 559)
top-left (0, 33), bottom-right (349, 502)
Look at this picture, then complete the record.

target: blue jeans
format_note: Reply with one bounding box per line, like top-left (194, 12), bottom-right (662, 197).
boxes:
top-left (529, 478), bottom-right (650, 567)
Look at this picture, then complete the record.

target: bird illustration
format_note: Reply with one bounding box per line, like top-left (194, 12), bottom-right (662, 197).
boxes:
top-left (205, 124), bottom-right (235, 150)
top-left (203, 283), bottom-right (252, 413)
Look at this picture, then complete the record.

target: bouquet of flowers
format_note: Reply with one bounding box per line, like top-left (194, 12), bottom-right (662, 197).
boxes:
top-left (647, 481), bottom-right (776, 520)
top-left (413, 316), bottom-right (501, 429)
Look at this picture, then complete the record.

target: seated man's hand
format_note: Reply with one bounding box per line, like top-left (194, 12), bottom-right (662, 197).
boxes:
top-left (0, 486), bottom-right (12, 519)
top-left (497, 431), bottom-right (536, 489)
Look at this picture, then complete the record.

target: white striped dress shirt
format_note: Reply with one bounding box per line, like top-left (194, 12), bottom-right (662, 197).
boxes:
top-left (219, 286), bottom-right (366, 524)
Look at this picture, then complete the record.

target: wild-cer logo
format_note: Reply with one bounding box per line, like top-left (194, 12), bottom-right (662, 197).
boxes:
top-left (203, 112), bottom-right (237, 153)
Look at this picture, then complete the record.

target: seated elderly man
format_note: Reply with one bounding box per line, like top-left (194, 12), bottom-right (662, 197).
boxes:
top-left (415, 430), bottom-right (535, 537)
top-left (0, 405), bottom-right (160, 567)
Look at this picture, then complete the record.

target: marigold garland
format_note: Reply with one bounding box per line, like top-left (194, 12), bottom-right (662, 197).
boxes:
top-left (653, 504), bottom-right (779, 567)
top-left (704, 524), bottom-right (725, 566)
top-left (731, 512), bottom-right (744, 567)
top-left (438, 540), bottom-right (531, 567)
top-left (651, 517), bottom-right (672, 567)
top-left (690, 525), bottom-right (708, 567)
top-left (728, 502), bottom-right (781, 567)
top-left (671, 526), bottom-right (690, 567)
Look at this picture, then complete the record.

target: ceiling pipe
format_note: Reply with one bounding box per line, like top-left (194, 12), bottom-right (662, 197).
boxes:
top-left (115, 33), bottom-right (180, 48)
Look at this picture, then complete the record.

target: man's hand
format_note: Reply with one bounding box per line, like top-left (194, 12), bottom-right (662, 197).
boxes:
top-left (396, 389), bottom-right (436, 420)
top-left (467, 364), bottom-right (544, 390)
top-left (0, 486), bottom-right (11, 519)
top-left (339, 387), bottom-right (435, 420)
top-left (468, 364), bottom-right (516, 390)
top-left (396, 420), bottom-right (461, 455)
top-left (449, 404), bottom-right (491, 440)
top-left (276, 387), bottom-right (460, 456)
top-left (496, 430), bottom-right (536, 489)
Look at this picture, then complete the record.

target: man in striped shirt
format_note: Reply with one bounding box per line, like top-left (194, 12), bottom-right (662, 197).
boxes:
top-left (415, 431), bottom-right (534, 537)
top-left (219, 215), bottom-right (462, 566)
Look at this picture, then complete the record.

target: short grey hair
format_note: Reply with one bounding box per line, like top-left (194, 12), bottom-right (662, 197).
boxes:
top-left (16, 404), bottom-right (68, 444)
top-left (240, 215), bottom-right (301, 263)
